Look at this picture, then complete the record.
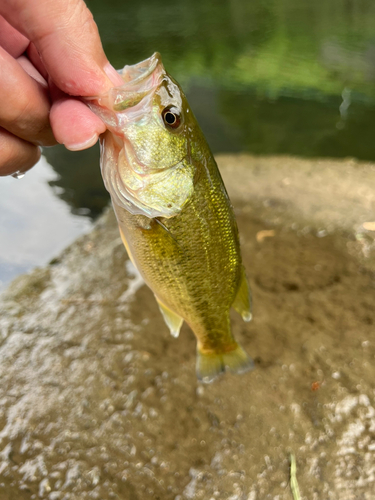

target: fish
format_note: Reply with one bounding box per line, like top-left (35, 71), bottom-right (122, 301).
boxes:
top-left (86, 53), bottom-right (253, 383)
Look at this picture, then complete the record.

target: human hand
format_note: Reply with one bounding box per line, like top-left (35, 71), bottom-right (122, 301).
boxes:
top-left (0, 0), bottom-right (123, 177)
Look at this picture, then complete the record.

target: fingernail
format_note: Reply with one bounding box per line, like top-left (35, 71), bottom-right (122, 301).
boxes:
top-left (65, 134), bottom-right (98, 151)
top-left (104, 63), bottom-right (124, 86)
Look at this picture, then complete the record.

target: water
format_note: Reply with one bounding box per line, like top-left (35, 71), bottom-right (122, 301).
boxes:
top-left (1, 3), bottom-right (375, 497)
top-left (2, 0), bottom-right (375, 285)
top-left (0, 157), bottom-right (92, 290)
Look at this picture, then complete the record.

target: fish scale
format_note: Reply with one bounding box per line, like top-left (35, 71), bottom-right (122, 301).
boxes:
top-left (86, 53), bottom-right (254, 382)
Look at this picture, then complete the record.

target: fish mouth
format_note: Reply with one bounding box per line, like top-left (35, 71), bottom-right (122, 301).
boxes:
top-left (85, 53), bottom-right (165, 114)
top-left (85, 54), bottom-right (194, 218)
top-left (120, 53), bottom-right (163, 87)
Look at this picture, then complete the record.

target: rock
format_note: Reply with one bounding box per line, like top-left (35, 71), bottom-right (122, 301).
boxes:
top-left (0, 154), bottom-right (375, 499)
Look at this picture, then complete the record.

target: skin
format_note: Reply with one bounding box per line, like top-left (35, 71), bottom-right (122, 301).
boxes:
top-left (0, 0), bottom-right (123, 177)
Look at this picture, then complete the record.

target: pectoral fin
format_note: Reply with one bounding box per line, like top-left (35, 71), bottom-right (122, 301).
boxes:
top-left (156, 297), bottom-right (183, 338)
top-left (232, 266), bottom-right (252, 322)
top-left (119, 227), bottom-right (137, 267)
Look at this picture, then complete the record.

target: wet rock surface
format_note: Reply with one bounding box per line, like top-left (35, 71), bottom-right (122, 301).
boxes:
top-left (1, 154), bottom-right (375, 499)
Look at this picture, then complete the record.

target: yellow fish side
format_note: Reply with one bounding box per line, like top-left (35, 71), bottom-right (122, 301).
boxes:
top-left (114, 154), bottom-right (253, 383)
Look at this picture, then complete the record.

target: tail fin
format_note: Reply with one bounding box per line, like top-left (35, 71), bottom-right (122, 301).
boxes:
top-left (196, 343), bottom-right (254, 383)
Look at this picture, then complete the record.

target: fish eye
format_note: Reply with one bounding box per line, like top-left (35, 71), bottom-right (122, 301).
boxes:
top-left (162, 106), bottom-right (181, 129)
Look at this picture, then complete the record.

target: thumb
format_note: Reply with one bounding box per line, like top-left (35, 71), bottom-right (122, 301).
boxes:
top-left (0, 0), bottom-right (123, 96)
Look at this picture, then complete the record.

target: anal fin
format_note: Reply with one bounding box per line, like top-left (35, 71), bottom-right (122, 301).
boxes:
top-left (156, 297), bottom-right (183, 338)
top-left (232, 265), bottom-right (252, 322)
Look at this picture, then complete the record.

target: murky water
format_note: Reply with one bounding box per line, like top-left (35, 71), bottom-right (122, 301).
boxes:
top-left (3, 0), bottom-right (375, 286)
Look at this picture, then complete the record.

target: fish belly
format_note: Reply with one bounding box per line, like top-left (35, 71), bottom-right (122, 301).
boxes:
top-left (113, 157), bottom-right (253, 382)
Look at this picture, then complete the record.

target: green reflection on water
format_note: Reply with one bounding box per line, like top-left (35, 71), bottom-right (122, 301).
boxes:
top-left (45, 0), bottom-right (375, 217)
top-left (89, 0), bottom-right (375, 97)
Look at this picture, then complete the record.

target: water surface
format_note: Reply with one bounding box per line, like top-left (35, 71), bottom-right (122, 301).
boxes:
top-left (0, 157), bottom-right (91, 290)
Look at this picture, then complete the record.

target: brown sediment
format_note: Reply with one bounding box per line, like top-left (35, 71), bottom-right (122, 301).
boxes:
top-left (0, 154), bottom-right (375, 499)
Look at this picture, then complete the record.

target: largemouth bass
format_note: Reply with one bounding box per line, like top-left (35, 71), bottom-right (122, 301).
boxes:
top-left (86, 53), bottom-right (253, 383)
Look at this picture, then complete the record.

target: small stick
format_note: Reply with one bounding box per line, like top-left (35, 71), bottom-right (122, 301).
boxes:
top-left (290, 453), bottom-right (301, 500)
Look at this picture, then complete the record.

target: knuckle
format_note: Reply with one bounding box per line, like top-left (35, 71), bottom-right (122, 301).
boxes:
top-left (1, 94), bottom-right (54, 146)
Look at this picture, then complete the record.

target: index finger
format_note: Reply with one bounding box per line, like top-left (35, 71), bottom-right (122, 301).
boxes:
top-left (0, 0), bottom-right (123, 96)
